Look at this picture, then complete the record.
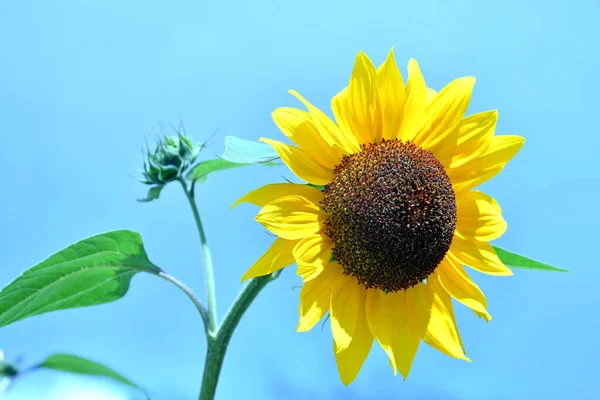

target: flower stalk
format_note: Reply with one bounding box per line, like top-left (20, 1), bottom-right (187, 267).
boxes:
top-left (179, 178), bottom-right (218, 336)
top-left (177, 177), bottom-right (281, 400)
top-left (199, 271), bottom-right (281, 400)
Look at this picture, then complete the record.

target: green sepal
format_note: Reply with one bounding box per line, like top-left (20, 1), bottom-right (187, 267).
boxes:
top-left (157, 164), bottom-right (179, 183)
top-left (307, 183), bottom-right (325, 191)
top-left (137, 185), bottom-right (165, 203)
top-left (494, 246), bottom-right (570, 273)
top-left (141, 133), bottom-right (202, 185)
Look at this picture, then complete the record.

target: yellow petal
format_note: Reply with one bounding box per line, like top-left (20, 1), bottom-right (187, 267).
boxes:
top-left (456, 190), bottom-right (507, 242)
top-left (425, 88), bottom-right (437, 105)
top-left (241, 237), bottom-right (297, 282)
top-left (398, 58), bottom-right (426, 142)
top-left (406, 282), bottom-right (469, 361)
top-left (439, 110), bottom-right (498, 170)
top-left (435, 257), bottom-right (491, 321)
top-left (231, 183), bottom-right (323, 209)
top-left (346, 51), bottom-right (378, 144)
top-left (289, 90), bottom-right (360, 154)
top-left (255, 194), bottom-right (326, 240)
top-left (413, 77), bottom-right (476, 150)
top-left (427, 274), bottom-right (467, 355)
top-left (272, 107), bottom-right (343, 169)
top-left (259, 138), bottom-right (333, 185)
top-left (293, 234), bottom-right (333, 282)
top-left (387, 357), bottom-right (396, 373)
top-left (376, 48), bottom-right (405, 141)
top-left (330, 274), bottom-right (362, 353)
top-left (334, 297), bottom-right (374, 386)
top-left (449, 135), bottom-right (525, 192)
top-left (449, 236), bottom-right (513, 276)
top-left (365, 290), bottom-right (397, 374)
top-left (365, 289), bottom-right (420, 378)
top-left (331, 88), bottom-right (355, 145)
top-left (298, 261), bottom-right (344, 332)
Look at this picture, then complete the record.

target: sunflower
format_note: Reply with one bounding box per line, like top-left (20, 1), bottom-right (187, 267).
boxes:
top-left (233, 48), bottom-right (524, 385)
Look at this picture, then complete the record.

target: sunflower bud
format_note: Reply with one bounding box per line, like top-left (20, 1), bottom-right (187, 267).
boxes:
top-left (141, 134), bottom-right (201, 185)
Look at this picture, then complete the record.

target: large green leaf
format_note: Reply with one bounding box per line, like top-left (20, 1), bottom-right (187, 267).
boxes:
top-left (494, 246), bottom-right (570, 273)
top-left (37, 354), bottom-right (149, 398)
top-left (0, 231), bottom-right (161, 328)
top-left (220, 136), bottom-right (279, 164)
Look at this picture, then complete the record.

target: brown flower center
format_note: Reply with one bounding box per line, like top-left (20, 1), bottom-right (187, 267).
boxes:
top-left (321, 139), bottom-right (456, 292)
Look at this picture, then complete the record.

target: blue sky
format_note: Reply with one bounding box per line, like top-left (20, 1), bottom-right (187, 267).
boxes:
top-left (1, 0), bottom-right (599, 399)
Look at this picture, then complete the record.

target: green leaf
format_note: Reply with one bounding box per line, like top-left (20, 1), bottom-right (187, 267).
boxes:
top-left (186, 159), bottom-right (249, 183)
top-left (137, 185), bottom-right (165, 203)
top-left (493, 246), bottom-right (570, 273)
top-left (186, 158), bottom-right (279, 183)
top-left (0, 230), bottom-right (161, 328)
top-left (220, 136), bottom-right (279, 164)
top-left (37, 354), bottom-right (150, 398)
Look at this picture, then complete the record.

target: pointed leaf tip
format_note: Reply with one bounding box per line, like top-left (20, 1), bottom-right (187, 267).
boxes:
top-left (493, 246), bottom-right (570, 273)
top-left (37, 353), bottom-right (149, 397)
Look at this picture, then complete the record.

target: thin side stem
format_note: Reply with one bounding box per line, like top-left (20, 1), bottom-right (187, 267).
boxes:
top-left (199, 271), bottom-right (281, 400)
top-left (179, 178), bottom-right (218, 335)
top-left (156, 271), bottom-right (209, 335)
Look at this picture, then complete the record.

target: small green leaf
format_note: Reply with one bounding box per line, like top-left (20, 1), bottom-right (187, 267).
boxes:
top-left (220, 136), bottom-right (279, 164)
top-left (493, 246), bottom-right (570, 273)
top-left (137, 185), bottom-right (165, 203)
top-left (186, 159), bottom-right (249, 183)
top-left (0, 231), bottom-right (161, 328)
top-left (187, 158), bottom-right (279, 183)
top-left (37, 354), bottom-right (149, 398)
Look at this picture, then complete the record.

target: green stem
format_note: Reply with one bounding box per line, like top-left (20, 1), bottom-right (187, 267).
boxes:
top-left (199, 271), bottom-right (281, 400)
top-left (179, 178), bottom-right (218, 335)
top-left (156, 271), bottom-right (210, 335)
top-left (178, 177), bottom-right (281, 399)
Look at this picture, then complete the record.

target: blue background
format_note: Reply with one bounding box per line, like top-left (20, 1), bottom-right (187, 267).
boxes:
top-left (1, 0), bottom-right (598, 399)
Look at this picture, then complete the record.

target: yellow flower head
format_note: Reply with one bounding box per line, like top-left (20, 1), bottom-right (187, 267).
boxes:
top-left (233, 48), bottom-right (524, 385)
